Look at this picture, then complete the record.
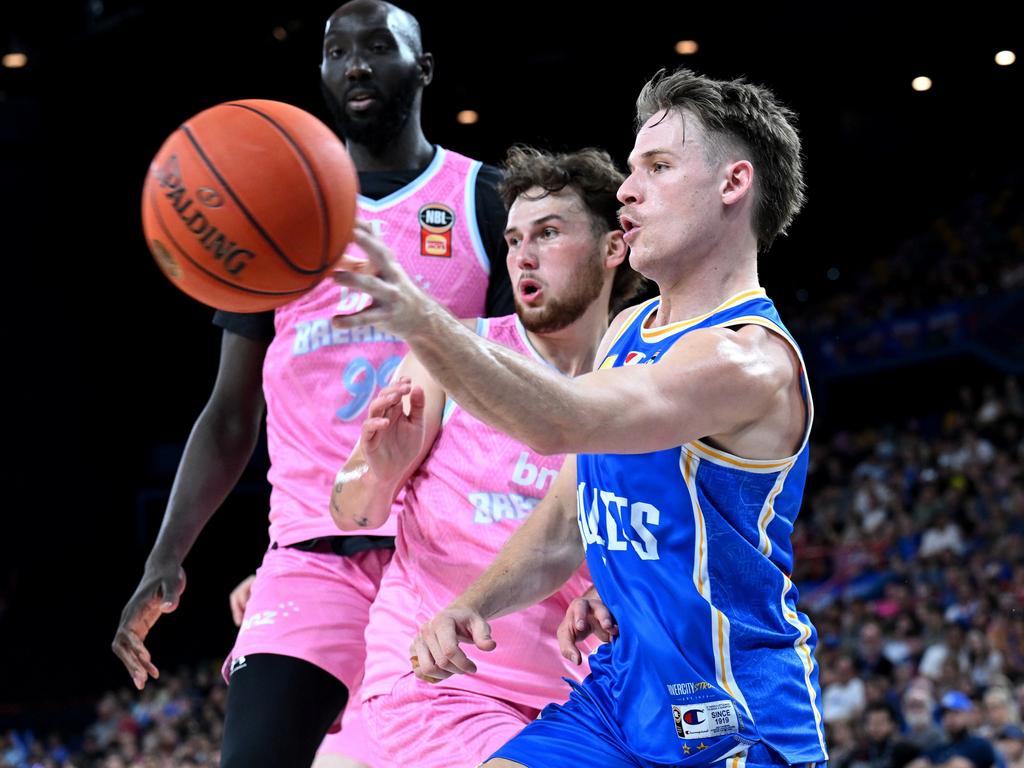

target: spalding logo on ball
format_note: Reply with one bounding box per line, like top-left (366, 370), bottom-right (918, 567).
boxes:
top-left (141, 99), bottom-right (358, 313)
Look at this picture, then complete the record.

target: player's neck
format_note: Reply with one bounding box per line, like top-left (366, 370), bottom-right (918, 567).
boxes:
top-left (347, 122), bottom-right (434, 173)
top-left (527, 300), bottom-right (610, 378)
top-left (653, 241), bottom-right (760, 328)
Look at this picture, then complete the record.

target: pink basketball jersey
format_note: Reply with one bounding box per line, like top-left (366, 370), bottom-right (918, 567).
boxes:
top-left (263, 148), bottom-right (491, 545)
top-left (362, 315), bottom-right (592, 710)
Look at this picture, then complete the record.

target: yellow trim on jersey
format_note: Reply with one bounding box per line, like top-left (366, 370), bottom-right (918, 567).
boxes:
top-left (682, 451), bottom-right (755, 723)
top-left (719, 744), bottom-right (751, 767)
top-left (639, 288), bottom-right (768, 342)
top-left (605, 297), bottom-right (659, 350)
top-left (685, 441), bottom-right (797, 473)
top-left (781, 575), bottom-right (829, 756)
top-left (599, 354), bottom-right (618, 370)
top-left (757, 465), bottom-right (793, 558)
top-left (685, 314), bottom-right (815, 471)
top-left (684, 452), bottom-right (709, 598)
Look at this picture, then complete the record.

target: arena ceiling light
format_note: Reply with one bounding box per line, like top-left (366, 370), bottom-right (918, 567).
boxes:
top-left (2, 52), bottom-right (27, 68)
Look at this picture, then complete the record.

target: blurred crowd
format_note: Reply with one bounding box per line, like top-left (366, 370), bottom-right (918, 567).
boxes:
top-left (784, 174), bottom-right (1023, 340)
top-left (795, 373), bottom-right (1024, 768)
top-left (2, 662), bottom-right (226, 768)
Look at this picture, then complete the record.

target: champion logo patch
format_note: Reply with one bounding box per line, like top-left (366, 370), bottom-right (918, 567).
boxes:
top-left (672, 700), bottom-right (739, 740)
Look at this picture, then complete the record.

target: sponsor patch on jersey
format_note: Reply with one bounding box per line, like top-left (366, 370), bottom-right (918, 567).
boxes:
top-left (418, 203), bottom-right (455, 257)
top-left (623, 351), bottom-right (646, 365)
top-left (672, 700), bottom-right (739, 740)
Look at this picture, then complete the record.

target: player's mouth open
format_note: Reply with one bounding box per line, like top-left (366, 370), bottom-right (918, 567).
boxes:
top-left (620, 215), bottom-right (640, 243)
top-left (518, 279), bottom-right (543, 304)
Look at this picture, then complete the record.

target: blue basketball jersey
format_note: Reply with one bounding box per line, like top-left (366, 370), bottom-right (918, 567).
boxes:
top-left (575, 289), bottom-right (827, 766)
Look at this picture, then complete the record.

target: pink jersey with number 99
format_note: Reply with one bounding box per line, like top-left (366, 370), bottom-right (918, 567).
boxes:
top-left (262, 147), bottom-right (491, 545)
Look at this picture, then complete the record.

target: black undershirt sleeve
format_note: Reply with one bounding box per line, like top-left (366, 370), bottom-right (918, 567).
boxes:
top-left (213, 308), bottom-right (276, 341)
top-left (474, 164), bottom-right (514, 317)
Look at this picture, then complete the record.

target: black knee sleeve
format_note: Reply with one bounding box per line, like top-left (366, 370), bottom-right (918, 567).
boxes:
top-left (220, 653), bottom-right (349, 768)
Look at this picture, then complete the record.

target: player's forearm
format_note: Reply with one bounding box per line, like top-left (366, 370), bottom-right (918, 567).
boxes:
top-left (405, 303), bottom-right (584, 455)
top-left (452, 483), bottom-right (583, 620)
top-left (148, 403), bottom-right (261, 566)
top-left (330, 464), bottom-right (402, 531)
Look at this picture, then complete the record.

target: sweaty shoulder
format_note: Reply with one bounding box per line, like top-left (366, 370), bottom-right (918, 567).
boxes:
top-left (677, 324), bottom-right (805, 458)
top-left (674, 324), bottom-right (797, 394)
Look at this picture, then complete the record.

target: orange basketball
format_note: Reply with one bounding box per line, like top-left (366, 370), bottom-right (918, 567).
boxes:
top-left (141, 99), bottom-right (358, 312)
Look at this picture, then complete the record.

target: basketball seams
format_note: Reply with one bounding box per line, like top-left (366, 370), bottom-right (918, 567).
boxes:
top-left (147, 176), bottom-right (313, 302)
top-left (224, 102), bottom-right (334, 271)
top-left (179, 123), bottom-right (323, 276)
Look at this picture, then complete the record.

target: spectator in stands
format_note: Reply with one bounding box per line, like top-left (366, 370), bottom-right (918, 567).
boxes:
top-left (910, 691), bottom-right (1000, 768)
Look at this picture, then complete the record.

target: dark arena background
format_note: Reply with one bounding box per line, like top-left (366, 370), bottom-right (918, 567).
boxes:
top-left (1, 2), bottom-right (1022, 766)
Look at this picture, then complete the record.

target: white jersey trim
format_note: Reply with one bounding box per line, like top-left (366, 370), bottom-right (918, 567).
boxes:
top-left (780, 574), bottom-right (829, 757)
top-left (681, 451), bottom-right (755, 725)
top-left (513, 316), bottom-right (562, 371)
top-left (357, 146), bottom-right (447, 211)
top-left (464, 159), bottom-right (492, 275)
top-left (442, 317), bottom-right (489, 425)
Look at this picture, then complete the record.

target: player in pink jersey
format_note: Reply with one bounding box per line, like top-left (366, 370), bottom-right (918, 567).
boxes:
top-left (328, 146), bottom-right (645, 766)
top-left (112, 2), bottom-right (512, 767)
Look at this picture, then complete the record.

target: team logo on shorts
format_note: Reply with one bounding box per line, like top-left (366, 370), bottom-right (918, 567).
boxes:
top-left (418, 203), bottom-right (455, 258)
top-left (671, 701), bottom-right (739, 740)
top-left (682, 709), bottom-right (706, 725)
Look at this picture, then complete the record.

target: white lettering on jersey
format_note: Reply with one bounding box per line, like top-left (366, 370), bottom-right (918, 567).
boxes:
top-left (577, 482), bottom-right (661, 561)
top-left (470, 492), bottom-right (539, 524)
top-left (630, 501), bottom-right (660, 560)
top-left (511, 452), bottom-right (557, 492)
top-left (291, 320), bottom-right (400, 355)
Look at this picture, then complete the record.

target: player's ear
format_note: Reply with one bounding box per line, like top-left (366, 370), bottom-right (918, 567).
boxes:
top-left (603, 230), bottom-right (627, 270)
top-left (418, 52), bottom-right (434, 87)
top-left (721, 160), bottom-right (753, 207)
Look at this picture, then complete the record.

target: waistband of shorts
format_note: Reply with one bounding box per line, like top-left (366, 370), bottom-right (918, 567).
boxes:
top-left (273, 535), bottom-right (396, 557)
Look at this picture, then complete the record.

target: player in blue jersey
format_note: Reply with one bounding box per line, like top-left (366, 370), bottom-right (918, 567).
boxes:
top-left (331, 68), bottom-right (825, 768)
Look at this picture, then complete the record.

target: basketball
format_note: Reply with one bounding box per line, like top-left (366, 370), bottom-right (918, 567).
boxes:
top-left (141, 99), bottom-right (358, 313)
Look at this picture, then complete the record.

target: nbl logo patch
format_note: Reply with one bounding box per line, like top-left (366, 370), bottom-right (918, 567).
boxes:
top-left (418, 203), bottom-right (455, 257)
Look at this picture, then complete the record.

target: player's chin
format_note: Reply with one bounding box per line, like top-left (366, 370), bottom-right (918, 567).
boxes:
top-left (513, 299), bottom-right (544, 321)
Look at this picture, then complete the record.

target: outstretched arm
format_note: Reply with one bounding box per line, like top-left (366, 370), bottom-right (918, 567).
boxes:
top-left (333, 225), bottom-right (803, 459)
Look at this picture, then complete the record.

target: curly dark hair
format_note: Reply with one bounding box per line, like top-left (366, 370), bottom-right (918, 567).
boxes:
top-left (498, 145), bottom-right (646, 314)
